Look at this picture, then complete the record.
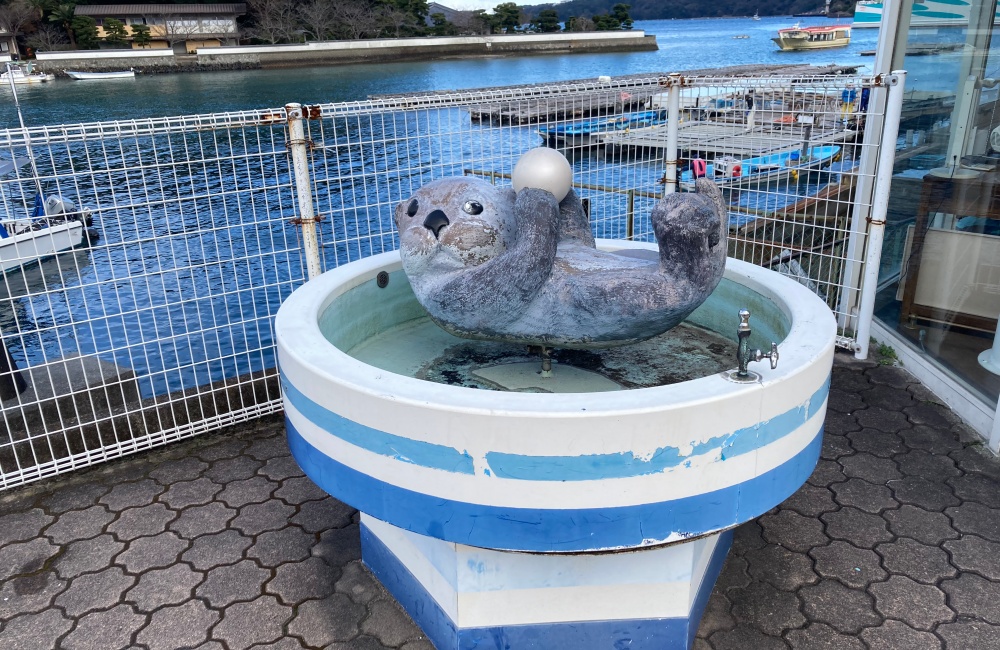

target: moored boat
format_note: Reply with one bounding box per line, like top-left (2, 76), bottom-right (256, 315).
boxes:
top-left (65, 69), bottom-right (136, 80)
top-left (0, 64), bottom-right (54, 85)
top-left (679, 145), bottom-right (842, 191)
top-left (537, 109), bottom-right (668, 147)
top-left (772, 24), bottom-right (851, 51)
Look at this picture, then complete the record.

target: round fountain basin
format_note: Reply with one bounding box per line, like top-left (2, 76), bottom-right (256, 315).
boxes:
top-left (276, 241), bottom-right (835, 553)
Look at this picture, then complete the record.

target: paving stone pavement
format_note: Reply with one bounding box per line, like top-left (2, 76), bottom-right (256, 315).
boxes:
top-left (1, 353), bottom-right (1000, 649)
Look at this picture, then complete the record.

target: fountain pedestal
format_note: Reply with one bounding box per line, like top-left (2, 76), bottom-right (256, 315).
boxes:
top-left (361, 514), bottom-right (731, 650)
top-left (276, 243), bottom-right (835, 650)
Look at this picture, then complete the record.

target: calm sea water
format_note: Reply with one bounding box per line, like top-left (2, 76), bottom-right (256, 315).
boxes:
top-left (0, 16), bottom-right (885, 128)
top-left (0, 16), bottom-right (970, 397)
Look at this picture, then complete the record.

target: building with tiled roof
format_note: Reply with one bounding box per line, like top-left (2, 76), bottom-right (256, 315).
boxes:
top-left (73, 4), bottom-right (246, 53)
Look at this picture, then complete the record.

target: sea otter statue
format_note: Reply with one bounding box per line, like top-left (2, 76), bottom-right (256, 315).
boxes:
top-left (394, 149), bottom-right (728, 349)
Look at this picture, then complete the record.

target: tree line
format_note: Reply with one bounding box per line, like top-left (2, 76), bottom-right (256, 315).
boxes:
top-left (0, 0), bottom-right (636, 55)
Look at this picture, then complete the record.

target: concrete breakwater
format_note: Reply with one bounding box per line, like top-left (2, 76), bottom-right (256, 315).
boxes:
top-left (33, 31), bottom-right (657, 75)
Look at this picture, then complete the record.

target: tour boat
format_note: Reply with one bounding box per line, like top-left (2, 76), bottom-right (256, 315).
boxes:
top-left (65, 69), bottom-right (136, 80)
top-left (772, 24), bottom-right (851, 51)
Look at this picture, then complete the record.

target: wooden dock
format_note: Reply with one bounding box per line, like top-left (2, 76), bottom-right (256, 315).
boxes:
top-left (603, 120), bottom-right (859, 160)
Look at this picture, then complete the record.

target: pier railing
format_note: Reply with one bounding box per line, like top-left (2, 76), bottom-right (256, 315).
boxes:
top-left (0, 72), bottom-right (902, 489)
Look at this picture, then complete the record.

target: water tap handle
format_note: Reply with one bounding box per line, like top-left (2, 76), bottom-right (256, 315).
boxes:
top-left (754, 342), bottom-right (779, 370)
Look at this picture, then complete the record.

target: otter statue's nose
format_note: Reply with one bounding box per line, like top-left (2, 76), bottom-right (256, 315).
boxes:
top-left (423, 210), bottom-right (450, 238)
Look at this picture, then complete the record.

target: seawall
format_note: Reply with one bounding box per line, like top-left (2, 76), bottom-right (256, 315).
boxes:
top-left (33, 32), bottom-right (657, 75)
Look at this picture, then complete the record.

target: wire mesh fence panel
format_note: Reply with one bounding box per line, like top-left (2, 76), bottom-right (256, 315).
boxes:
top-left (0, 73), bottom-right (885, 489)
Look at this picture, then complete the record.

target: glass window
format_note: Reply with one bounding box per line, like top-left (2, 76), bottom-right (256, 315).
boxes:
top-left (876, 0), bottom-right (1000, 403)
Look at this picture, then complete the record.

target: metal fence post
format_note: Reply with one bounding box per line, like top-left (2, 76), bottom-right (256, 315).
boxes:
top-left (664, 73), bottom-right (681, 195)
top-left (853, 71), bottom-right (907, 360)
top-left (286, 103), bottom-right (322, 281)
top-left (626, 189), bottom-right (635, 240)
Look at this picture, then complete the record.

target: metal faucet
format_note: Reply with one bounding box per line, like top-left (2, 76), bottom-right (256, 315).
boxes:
top-left (736, 309), bottom-right (779, 378)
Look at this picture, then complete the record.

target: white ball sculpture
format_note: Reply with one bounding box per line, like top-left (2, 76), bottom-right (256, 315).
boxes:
top-left (512, 147), bottom-right (573, 202)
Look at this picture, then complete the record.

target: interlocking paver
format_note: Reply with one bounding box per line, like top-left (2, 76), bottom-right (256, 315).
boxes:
top-left (827, 388), bottom-right (867, 414)
top-left (136, 599), bottom-right (220, 650)
top-left (831, 477), bottom-right (898, 513)
top-left (714, 555), bottom-right (751, 593)
top-left (696, 593), bottom-right (736, 638)
top-left (315, 525), bottom-right (363, 569)
top-left (125, 563), bottom-right (203, 612)
top-left (274, 475), bottom-right (329, 505)
top-left (799, 580), bottom-right (880, 634)
top-left (335, 561), bottom-right (389, 605)
top-left (0, 537), bottom-right (59, 581)
top-left (0, 570), bottom-right (67, 620)
top-left (157, 477), bottom-right (222, 509)
top-left (216, 475), bottom-right (278, 508)
top-left (106, 503), bottom-right (176, 541)
top-left (0, 608), bottom-right (73, 650)
top-left (168, 501), bottom-right (236, 538)
top-left (230, 500), bottom-right (296, 536)
top-left (904, 401), bottom-right (962, 429)
top-left (951, 446), bottom-right (1000, 481)
top-left (37, 482), bottom-right (109, 515)
top-left (937, 619), bottom-right (1000, 650)
top-left (876, 537), bottom-right (956, 584)
top-left (869, 575), bottom-right (953, 630)
top-left (807, 459), bottom-right (848, 487)
top-left (59, 603), bottom-right (145, 650)
top-left (949, 474), bottom-right (1000, 508)
top-left (782, 483), bottom-right (837, 517)
top-left (823, 410), bottom-right (862, 436)
top-left (362, 598), bottom-right (424, 647)
top-left (865, 384), bottom-right (916, 411)
top-left (195, 437), bottom-right (248, 463)
top-left (203, 455), bottom-right (263, 484)
top-left (210, 594), bottom-right (291, 650)
top-left (43, 505), bottom-right (115, 545)
top-left (861, 619), bottom-right (943, 649)
top-left (730, 520), bottom-right (767, 555)
top-left (784, 622), bottom-right (866, 649)
top-left (887, 476), bottom-right (960, 511)
top-left (258, 455), bottom-right (306, 482)
top-left (0, 509), bottom-right (54, 546)
top-left (866, 365), bottom-right (913, 389)
top-left (244, 435), bottom-right (290, 461)
top-left (941, 573), bottom-right (1000, 624)
top-left (291, 498), bottom-right (356, 533)
top-left (708, 624), bottom-right (790, 650)
top-left (895, 449), bottom-right (960, 480)
top-left (98, 479), bottom-right (164, 512)
top-left (884, 505), bottom-right (960, 545)
top-left (181, 528), bottom-right (252, 570)
top-left (820, 434), bottom-right (854, 461)
top-left (325, 636), bottom-right (394, 650)
top-left (267, 556), bottom-right (340, 604)
top-left (839, 454), bottom-right (902, 483)
top-left (744, 544), bottom-right (818, 591)
top-left (831, 369), bottom-right (873, 392)
top-left (246, 526), bottom-right (313, 567)
top-left (947, 502), bottom-right (1000, 541)
top-left (855, 409), bottom-right (910, 433)
top-left (759, 509), bottom-right (828, 552)
top-left (148, 456), bottom-right (209, 484)
top-left (287, 592), bottom-right (366, 647)
top-left (809, 540), bottom-right (887, 588)
top-left (729, 581), bottom-right (804, 636)
top-left (822, 507), bottom-right (894, 549)
top-left (53, 534), bottom-right (125, 579)
top-left (944, 535), bottom-right (1000, 579)
top-left (898, 423), bottom-right (963, 453)
top-left (196, 559), bottom-right (270, 608)
top-left (115, 532), bottom-right (189, 573)
top-left (846, 429), bottom-right (905, 457)
top-left (54, 567), bottom-right (135, 617)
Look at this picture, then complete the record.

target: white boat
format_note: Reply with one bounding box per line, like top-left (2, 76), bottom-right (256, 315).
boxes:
top-left (854, 0), bottom-right (1000, 28)
top-left (679, 145), bottom-right (843, 191)
top-left (772, 24), bottom-right (851, 50)
top-left (0, 159), bottom-right (95, 274)
top-left (753, 10), bottom-right (761, 20)
top-left (65, 69), bottom-right (135, 80)
top-left (0, 64), bottom-right (54, 85)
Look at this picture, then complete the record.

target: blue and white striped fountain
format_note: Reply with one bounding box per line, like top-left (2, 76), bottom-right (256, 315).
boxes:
top-left (276, 242), bottom-right (834, 650)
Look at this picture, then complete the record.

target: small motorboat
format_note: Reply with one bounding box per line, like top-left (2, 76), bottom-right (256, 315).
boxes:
top-left (65, 69), bottom-right (136, 80)
top-left (679, 145), bottom-right (843, 191)
top-left (1, 64), bottom-right (54, 85)
top-left (537, 109), bottom-right (668, 147)
top-left (772, 24), bottom-right (851, 50)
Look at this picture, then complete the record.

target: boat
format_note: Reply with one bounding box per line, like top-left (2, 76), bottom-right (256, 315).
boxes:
top-left (733, 34), bottom-right (750, 39)
top-left (537, 109), bottom-right (668, 147)
top-left (0, 64), bottom-right (54, 85)
top-left (679, 145), bottom-right (842, 191)
top-left (753, 10), bottom-right (761, 20)
top-left (65, 69), bottom-right (135, 80)
top-left (0, 161), bottom-right (95, 274)
top-left (854, 0), bottom-right (1000, 28)
top-left (772, 24), bottom-right (851, 50)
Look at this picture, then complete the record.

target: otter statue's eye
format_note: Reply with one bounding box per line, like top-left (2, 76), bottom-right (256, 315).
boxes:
top-left (463, 201), bottom-right (483, 215)
top-left (406, 199), bottom-right (419, 217)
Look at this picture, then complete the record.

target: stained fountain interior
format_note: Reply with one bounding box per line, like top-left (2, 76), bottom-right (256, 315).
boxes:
top-left (320, 265), bottom-right (789, 393)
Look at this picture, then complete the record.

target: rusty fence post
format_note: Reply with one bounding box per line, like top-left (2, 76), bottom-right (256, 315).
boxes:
top-left (286, 103), bottom-right (323, 281)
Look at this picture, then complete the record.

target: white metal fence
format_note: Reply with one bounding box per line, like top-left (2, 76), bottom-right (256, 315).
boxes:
top-left (0, 73), bottom-right (901, 489)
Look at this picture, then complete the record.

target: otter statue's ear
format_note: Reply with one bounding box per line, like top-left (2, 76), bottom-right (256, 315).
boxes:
top-left (500, 187), bottom-right (516, 206)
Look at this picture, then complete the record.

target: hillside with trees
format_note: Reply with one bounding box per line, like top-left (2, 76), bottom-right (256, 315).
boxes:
top-left (523, 0), bottom-right (857, 21)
